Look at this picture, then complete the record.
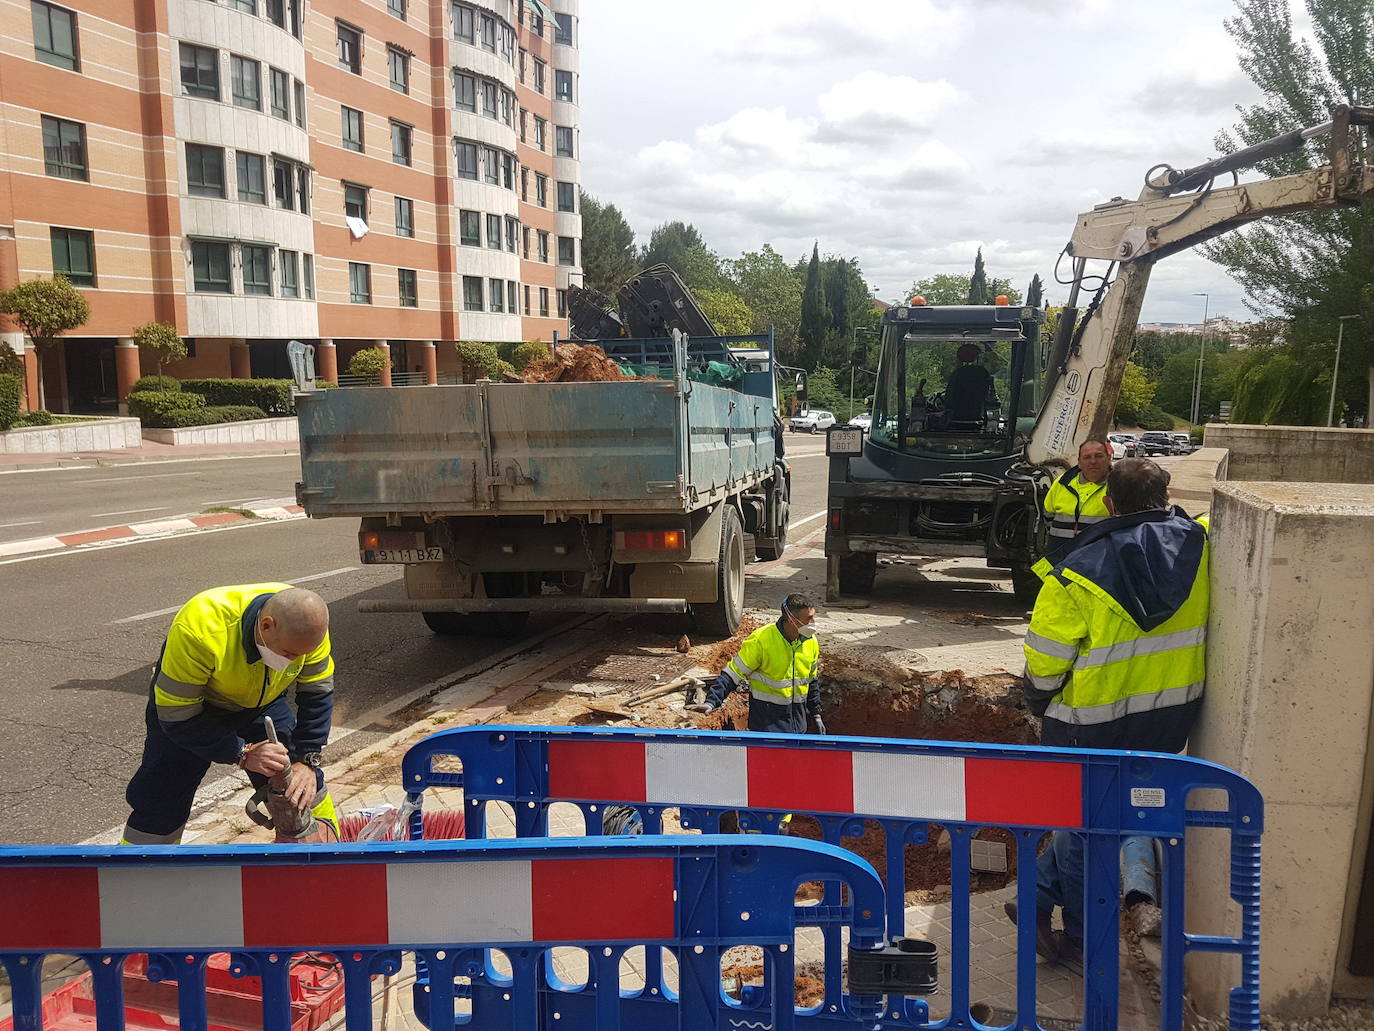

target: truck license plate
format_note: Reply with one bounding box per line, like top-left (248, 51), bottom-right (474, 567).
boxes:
top-left (364, 547), bottom-right (445, 564)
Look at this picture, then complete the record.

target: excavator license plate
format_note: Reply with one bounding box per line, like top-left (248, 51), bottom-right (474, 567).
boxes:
top-left (363, 547), bottom-right (445, 564)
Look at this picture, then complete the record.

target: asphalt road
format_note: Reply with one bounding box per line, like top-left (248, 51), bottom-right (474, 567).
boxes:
top-left (0, 444), bottom-right (831, 845)
top-left (0, 454), bottom-right (306, 543)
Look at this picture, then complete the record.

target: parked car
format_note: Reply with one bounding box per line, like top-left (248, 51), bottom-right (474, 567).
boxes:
top-left (1170, 433), bottom-right (1196, 453)
top-left (1108, 433), bottom-right (1138, 456)
top-left (846, 412), bottom-right (873, 431)
top-left (1136, 430), bottom-right (1181, 456)
top-left (790, 409), bottom-right (837, 433)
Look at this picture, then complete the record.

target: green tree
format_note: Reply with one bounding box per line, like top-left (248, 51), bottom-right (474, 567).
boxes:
top-left (347, 346), bottom-right (391, 377)
top-left (1025, 274), bottom-right (1044, 308)
top-left (578, 191), bottom-right (638, 295)
top-left (727, 245), bottom-right (803, 360)
top-left (0, 275), bottom-right (90, 409)
top-left (454, 341), bottom-right (507, 382)
top-left (799, 243), bottom-right (831, 369)
top-left (908, 272), bottom-right (1022, 306)
top-left (1203, 0), bottom-right (1374, 424)
top-left (132, 322), bottom-right (186, 376)
top-left (1116, 360), bottom-right (1158, 421)
top-left (640, 221), bottom-right (724, 293)
top-left (695, 288), bottom-right (754, 336)
top-left (512, 340), bottom-right (551, 370)
top-left (968, 249), bottom-right (989, 304)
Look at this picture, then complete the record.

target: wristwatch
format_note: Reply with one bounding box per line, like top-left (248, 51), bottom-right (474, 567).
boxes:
top-left (235, 741), bottom-right (250, 768)
top-left (300, 751), bottom-right (324, 769)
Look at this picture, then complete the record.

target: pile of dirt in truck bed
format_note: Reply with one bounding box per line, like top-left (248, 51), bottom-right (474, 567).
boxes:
top-left (519, 343), bottom-right (645, 383)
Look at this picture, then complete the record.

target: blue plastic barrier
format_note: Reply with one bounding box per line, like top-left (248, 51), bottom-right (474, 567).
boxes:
top-left (0, 835), bottom-right (900, 1031)
top-left (402, 726), bottom-right (1265, 1030)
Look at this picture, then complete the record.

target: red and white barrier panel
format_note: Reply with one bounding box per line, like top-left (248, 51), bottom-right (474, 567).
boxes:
top-left (548, 740), bottom-right (1084, 828)
top-left (0, 856), bottom-right (675, 951)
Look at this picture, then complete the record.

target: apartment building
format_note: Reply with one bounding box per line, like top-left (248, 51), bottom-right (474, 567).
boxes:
top-left (0, 0), bottom-right (582, 412)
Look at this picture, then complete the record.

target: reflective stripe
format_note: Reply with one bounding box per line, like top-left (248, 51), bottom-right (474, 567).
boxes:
top-left (748, 670), bottom-right (810, 692)
top-left (1047, 526), bottom-right (1077, 538)
top-left (295, 676), bottom-right (334, 695)
top-left (1074, 627), bottom-right (1206, 670)
top-left (299, 657), bottom-right (332, 679)
top-left (749, 686), bottom-right (807, 705)
top-left (1044, 680), bottom-right (1203, 726)
top-left (1025, 631), bottom-right (1078, 662)
top-left (155, 698), bottom-right (204, 723)
top-left (154, 672), bottom-right (204, 700)
top-left (724, 663), bottom-right (748, 687)
top-left (1025, 671), bottom-right (1065, 694)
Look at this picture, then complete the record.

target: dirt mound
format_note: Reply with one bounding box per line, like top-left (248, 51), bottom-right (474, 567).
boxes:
top-left (722, 962), bottom-right (825, 1007)
top-left (520, 343), bottom-right (644, 383)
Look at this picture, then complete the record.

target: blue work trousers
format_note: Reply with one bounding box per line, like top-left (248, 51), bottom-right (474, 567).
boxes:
top-left (1035, 832), bottom-right (1157, 944)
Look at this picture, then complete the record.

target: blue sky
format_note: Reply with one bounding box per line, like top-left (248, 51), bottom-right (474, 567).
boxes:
top-left (576, 0), bottom-right (1307, 324)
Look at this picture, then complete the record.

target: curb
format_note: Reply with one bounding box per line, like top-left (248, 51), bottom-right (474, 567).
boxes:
top-left (0, 445), bottom-right (301, 474)
top-left (0, 499), bottom-right (305, 558)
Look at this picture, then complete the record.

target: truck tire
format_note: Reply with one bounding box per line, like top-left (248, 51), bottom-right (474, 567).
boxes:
top-left (755, 474), bottom-right (789, 562)
top-left (420, 611), bottom-right (529, 636)
top-left (837, 552), bottom-right (877, 595)
top-left (694, 506), bottom-right (745, 637)
top-left (422, 611), bottom-right (471, 635)
top-left (1011, 564), bottom-right (1042, 606)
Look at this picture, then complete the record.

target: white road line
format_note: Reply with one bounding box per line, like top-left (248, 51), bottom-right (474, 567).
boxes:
top-left (71, 472), bottom-right (201, 485)
top-left (0, 515), bottom-right (296, 568)
top-left (110, 565), bottom-right (361, 624)
top-left (791, 508), bottom-right (827, 528)
top-left (91, 506), bottom-right (172, 518)
top-left (0, 453), bottom-right (297, 477)
top-left (0, 520), bottom-right (42, 529)
top-left (787, 452), bottom-right (827, 458)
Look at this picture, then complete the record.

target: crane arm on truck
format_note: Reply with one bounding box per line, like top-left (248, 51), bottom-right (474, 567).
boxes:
top-left (1027, 103), bottom-right (1374, 469)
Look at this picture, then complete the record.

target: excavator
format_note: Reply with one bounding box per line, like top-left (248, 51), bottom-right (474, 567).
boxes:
top-left (825, 104), bottom-right (1374, 602)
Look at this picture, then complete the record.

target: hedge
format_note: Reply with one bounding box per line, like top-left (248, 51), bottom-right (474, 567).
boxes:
top-left (154, 405), bottom-right (267, 428)
top-left (15, 409), bottom-right (54, 427)
top-left (0, 373), bottom-right (20, 431)
top-left (130, 374), bottom-right (180, 393)
top-left (127, 389), bottom-right (206, 427)
top-left (180, 378), bottom-right (294, 415)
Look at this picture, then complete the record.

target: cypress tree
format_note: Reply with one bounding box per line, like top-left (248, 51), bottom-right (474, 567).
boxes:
top-left (967, 249), bottom-right (988, 305)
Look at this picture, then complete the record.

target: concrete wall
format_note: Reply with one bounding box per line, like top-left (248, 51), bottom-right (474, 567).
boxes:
top-left (1204, 424), bottom-right (1374, 483)
top-left (141, 416), bottom-right (297, 446)
top-left (1188, 481), bottom-right (1374, 1018)
top-left (0, 417), bottom-right (142, 453)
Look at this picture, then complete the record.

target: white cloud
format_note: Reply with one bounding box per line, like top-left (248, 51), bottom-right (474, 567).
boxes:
top-left (817, 74), bottom-right (961, 141)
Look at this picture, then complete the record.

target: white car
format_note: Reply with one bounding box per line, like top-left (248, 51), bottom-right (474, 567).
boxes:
top-left (846, 413), bottom-right (873, 431)
top-left (790, 410), bottom-right (837, 433)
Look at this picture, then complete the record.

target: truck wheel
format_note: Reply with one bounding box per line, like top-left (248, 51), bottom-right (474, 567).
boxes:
top-left (755, 476), bottom-right (789, 562)
top-left (474, 573), bottom-right (530, 636)
top-left (1011, 564), bottom-right (1042, 606)
top-left (422, 611), bottom-right (472, 635)
top-left (694, 506), bottom-right (745, 637)
top-left (837, 552), bottom-right (877, 595)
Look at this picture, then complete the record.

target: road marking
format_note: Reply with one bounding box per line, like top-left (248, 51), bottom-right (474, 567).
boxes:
top-left (110, 566), bottom-right (362, 625)
top-left (0, 520), bottom-right (42, 529)
top-left (787, 451), bottom-right (827, 458)
top-left (0, 452), bottom-right (297, 477)
top-left (0, 514), bottom-right (295, 568)
top-left (72, 472), bottom-right (201, 485)
top-left (791, 508), bottom-right (827, 528)
top-left (91, 506), bottom-right (172, 518)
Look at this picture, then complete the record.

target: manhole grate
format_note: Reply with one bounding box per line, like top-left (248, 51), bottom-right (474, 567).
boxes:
top-left (560, 651), bottom-right (696, 683)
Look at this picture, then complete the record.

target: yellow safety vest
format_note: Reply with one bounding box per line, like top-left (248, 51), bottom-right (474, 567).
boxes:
top-left (1033, 468), bottom-right (1111, 579)
top-left (725, 623), bottom-right (820, 708)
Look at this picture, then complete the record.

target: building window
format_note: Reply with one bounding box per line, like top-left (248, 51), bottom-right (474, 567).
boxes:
top-left (518, 48), bottom-right (526, 83)
top-left (269, 67), bottom-right (290, 119)
top-left (481, 80), bottom-right (497, 119)
top-left (529, 10), bottom-right (543, 37)
top-left (242, 244), bottom-right (271, 295)
top-left (344, 182), bottom-right (368, 222)
top-left (280, 249), bottom-right (299, 297)
top-left (539, 287), bottom-right (550, 317)
top-left (391, 120), bottom-right (412, 166)
top-left (349, 262), bottom-right (372, 303)
top-left (459, 209), bottom-right (480, 246)
top-left (337, 22), bottom-right (362, 73)
top-left (342, 106), bottom-right (363, 152)
top-left (532, 58), bottom-right (545, 94)
top-left (455, 140), bottom-right (478, 180)
top-left (507, 280), bottom-right (518, 313)
top-left (557, 236), bottom-right (576, 267)
top-left (41, 115), bottom-right (86, 181)
top-left (266, 0), bottom-right (283, 28)
top-left (179, 43), bottom-right (219, 100)
top-left (555, 125), bottom-right (574, 157)
top-left (537, 230), bottom-right (549, 263)
top-left (272, 158), bottom-right (298, 210)
top-left (520, 167), bottom-right (528, 201)
top-left (232, 0), bottom-right (257, 12)
top-left (49, 227), bottom-right (94, 286)
top-left (395, 196), bottom-right (414, 238)
top-left (388, 0), bottom-right (406, 18)
top-left (302, 253), bottom-right (315, 298)
top-left (521, 225), bottom-right (530, 259)
top-left (479, 12), bottom-right (496, 52)
top-left (398, 268), bottom-right (418, 307)
top-left (556, 180), bottom-right (575, 212)
top-left (293, 79), bottom-right (306, 128)
top-left (32, 1), bottom-right (78, 71)
top-left (453, 3), bottom-right (473, 44)
top-left (505, 216), bottom-right (518, 253)
top-left (191, 240), bottom-right (231, 293)
top-left (557, 288), bottom-right (567, 317)
top-left (534, 117), bottom-right (546, 151)
top-left (519, 108), bottom-right (527, 142)
top-left (554, 12), bottom-right (573, 45)
top-left (499, 23), bottom-right (514, 61)
top-left (501, 88), bottom-right (515, 126)
top-left (186, 143), bottom-right (226, 198)
top-left (297, 165), bottom-right (310, 214)
top-left (483, 145), bottom-right (499, 185)
top-left (236, 151), bottom-right (266, 204)
top-left (230, 55), bottom-right (261, 110)
top-left (462, 275), bottom-right (483, 312)
top-left (486, 213), bottom-right (501, 250)
top-left (501, 152), bottom-right (515, 190)
top-left (535, 173), bottom-right (548, 208)
top-left (454, 72), bottom-right (476, 112)
top-left (555, 70), bottom-right (573, 103)
top-left (488, 276), bottom-right (504, 313)
top-left (523, 284), bottom-right (531, 316)
top-left (388, 47), bottom-right (409, 93)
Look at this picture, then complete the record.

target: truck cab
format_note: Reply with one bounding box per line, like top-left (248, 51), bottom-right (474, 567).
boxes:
top-left (825, 301), bottom-right (1045, 602)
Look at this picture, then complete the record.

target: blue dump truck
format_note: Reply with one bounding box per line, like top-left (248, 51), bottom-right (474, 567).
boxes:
top-left (295, 331), bottom-right (791, 638)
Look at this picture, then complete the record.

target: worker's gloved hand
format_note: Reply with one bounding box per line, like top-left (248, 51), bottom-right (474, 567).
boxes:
top-left (685, 702), bottom-right (717, 714)
top-left (281, 763), bottom-right (318, 809)
top-left (240, 740), bottom-right (290, 776)
top-left (811, 715), bottom-right (827, 735)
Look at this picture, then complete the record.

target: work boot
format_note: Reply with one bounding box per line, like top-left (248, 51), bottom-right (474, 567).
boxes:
top-left (1050, 931), bottom-right (1083, 976)
top-left (1003, 901), bottom-right (1059, 963)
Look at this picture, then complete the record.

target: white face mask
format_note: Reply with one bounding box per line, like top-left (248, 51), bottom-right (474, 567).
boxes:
top-left (256, 623), bottom-right (294, 672)
top-left (797, 623), bottom-right (818, 639)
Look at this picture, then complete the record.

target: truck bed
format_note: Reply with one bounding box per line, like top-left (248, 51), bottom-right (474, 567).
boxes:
top-left (295, 376), bottom-right (779, 517)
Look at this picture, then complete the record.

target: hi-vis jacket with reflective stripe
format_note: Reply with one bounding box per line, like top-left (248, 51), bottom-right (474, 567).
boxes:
top-left (1022, 507), bottom-right (1207, 753)
top-left (705, 620), bottom-right (821, 733)
top-left (153, 583), bottom-right (335, 764)
top-left (1033, 467), bottom-right (1111, 577)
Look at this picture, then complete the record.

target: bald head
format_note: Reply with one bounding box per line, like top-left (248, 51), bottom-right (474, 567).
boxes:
top-left (1105, 458), bottom-right (1169, 516)
top-left (259, 588), bottom-right (329, 660)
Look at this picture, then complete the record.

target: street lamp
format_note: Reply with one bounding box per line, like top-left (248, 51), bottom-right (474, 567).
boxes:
top-left (1327, 314), bottom-right (1361, 427)
top-left (1190, 293), bottom-right (1209, 425)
